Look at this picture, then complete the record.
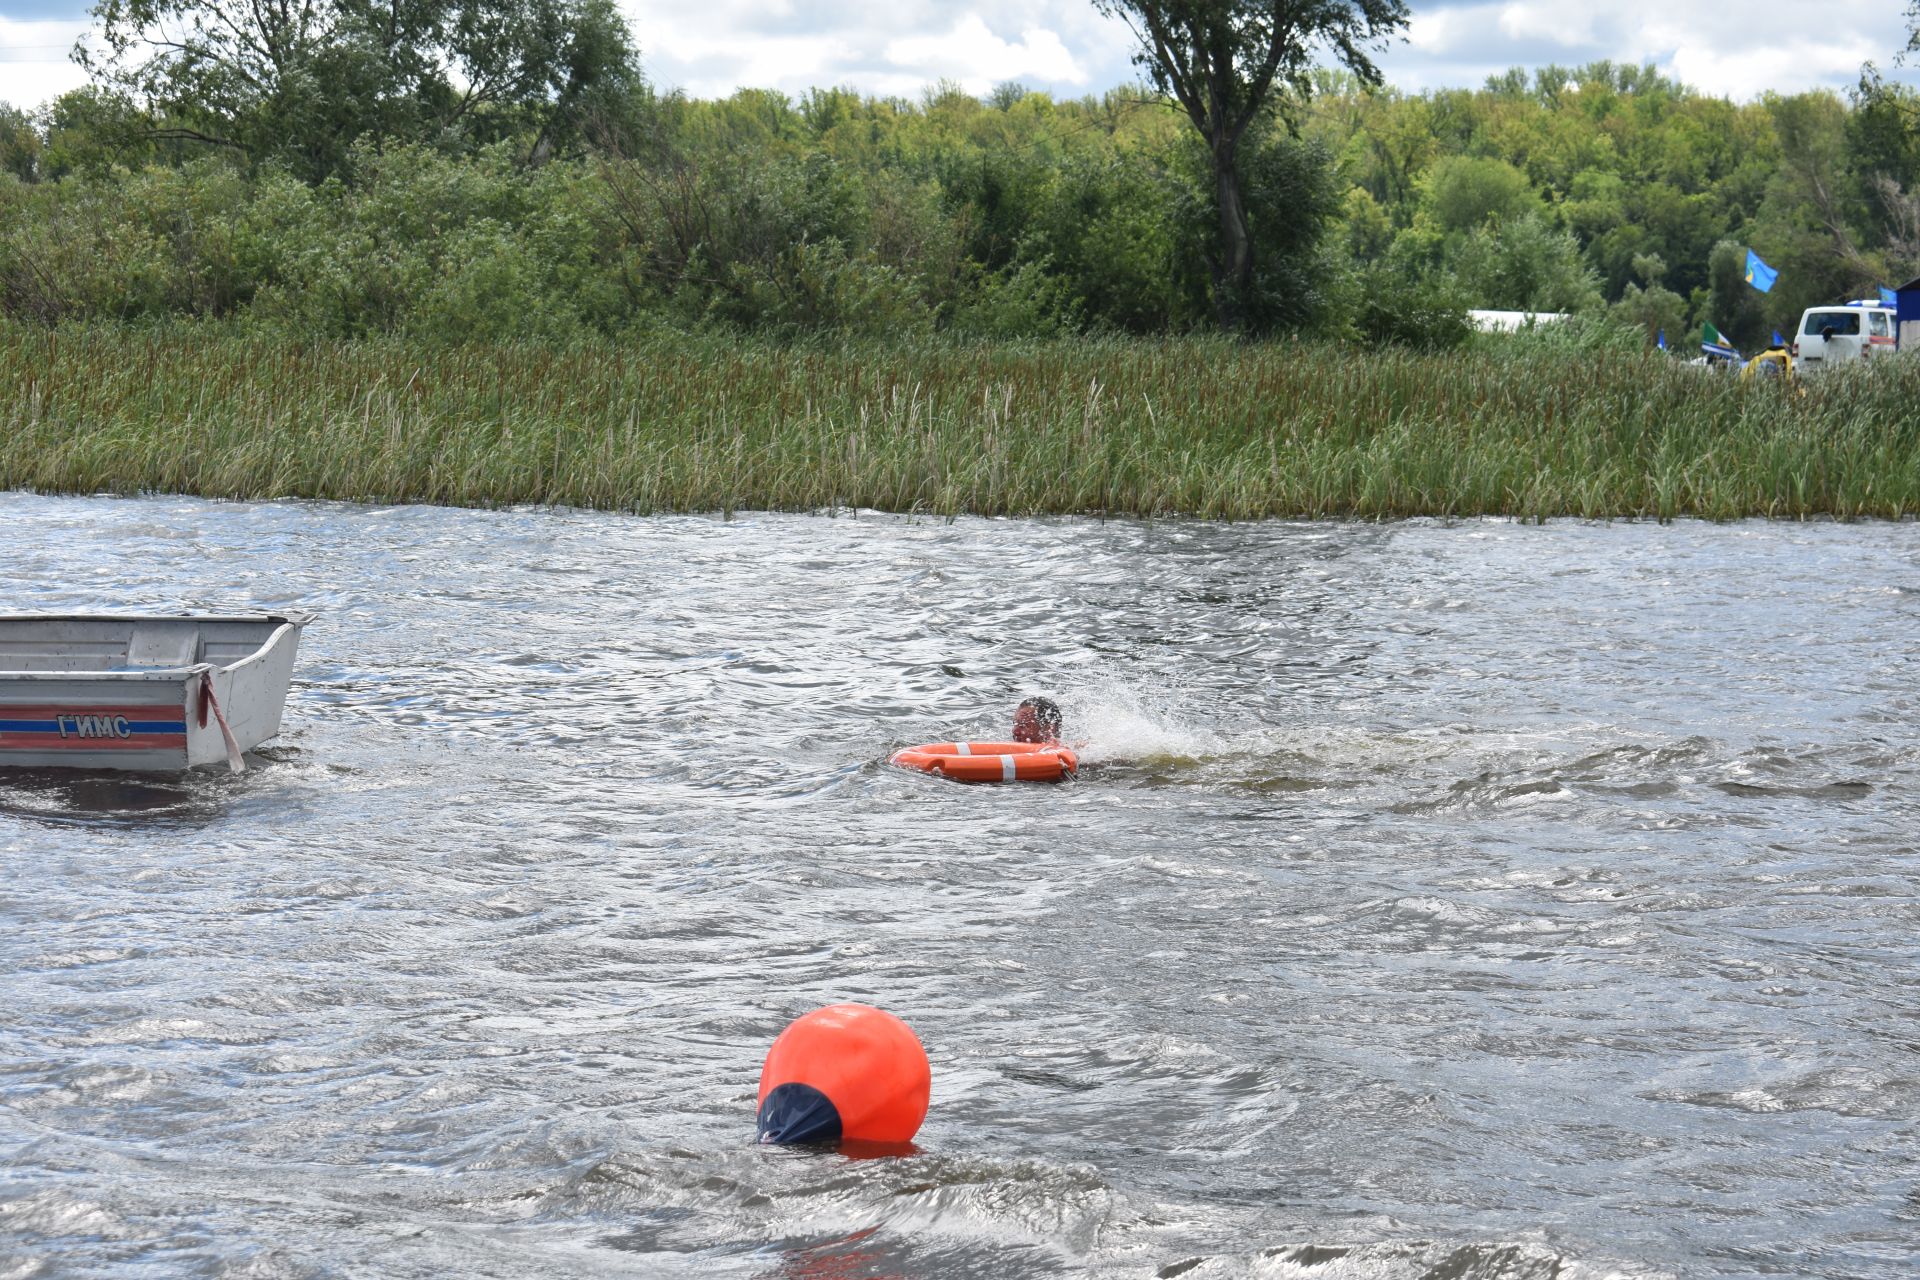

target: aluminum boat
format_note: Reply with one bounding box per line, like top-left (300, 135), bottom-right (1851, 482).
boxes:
top-left (0, 612), bottom-right (312, 772)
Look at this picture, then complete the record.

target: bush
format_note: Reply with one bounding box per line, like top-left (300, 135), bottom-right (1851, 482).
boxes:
top-left (949, 255), bottom-right (1081, 338)
top-left (1355, 261), bottom-right (1473, 349)
top-left (1448, 213), bottom-right (1603, 313)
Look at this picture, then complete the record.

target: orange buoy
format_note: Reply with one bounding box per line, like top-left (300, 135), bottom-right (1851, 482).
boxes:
top-left (889, 741), bottom-right (1077, 784)
top-left (757, 1004), bottom-right (931, 1146)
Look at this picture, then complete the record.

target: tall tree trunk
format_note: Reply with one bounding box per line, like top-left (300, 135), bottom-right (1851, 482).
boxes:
top-left (1211, 138), bottom-right (1251, 331)
top-left (1097, 0), bottom-right (1410, 331)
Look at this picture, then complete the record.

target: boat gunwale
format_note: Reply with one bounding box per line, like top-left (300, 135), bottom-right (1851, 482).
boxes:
top-left (0, 612), bottom-right (315, 680)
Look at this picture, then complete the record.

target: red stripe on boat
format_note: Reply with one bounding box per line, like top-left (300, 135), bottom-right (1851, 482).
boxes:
top-left (0, 704), bottom-right (188, 750)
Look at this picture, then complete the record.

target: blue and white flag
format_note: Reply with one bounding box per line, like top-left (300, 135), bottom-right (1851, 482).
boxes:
top-left (1773, 329), bottom-right (1786, 347)
top-left (1744, 250), bottom-right (1778, 293)
top-left (1657, 329), bottom-right (1666, 351)
top-left (1880, 286), bottom-right (1898, 307)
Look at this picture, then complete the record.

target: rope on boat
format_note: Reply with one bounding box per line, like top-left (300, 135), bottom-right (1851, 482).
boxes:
top-left (198, 672), bottom-right (246, 773)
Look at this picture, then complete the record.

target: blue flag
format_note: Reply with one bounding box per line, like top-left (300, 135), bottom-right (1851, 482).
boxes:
top-left (1773, 330), bottom-right (1786, 347)
top-left (1657, 329), bottom-right (1666, 350)
top-left (1880, 286), bottom-right (1898, 307)
top-left (1745, 249), bottom-right (1778, 293)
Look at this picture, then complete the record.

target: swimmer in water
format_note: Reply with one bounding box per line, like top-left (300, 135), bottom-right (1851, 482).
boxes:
top-left (1012, 696), bottom-right (1063, 745)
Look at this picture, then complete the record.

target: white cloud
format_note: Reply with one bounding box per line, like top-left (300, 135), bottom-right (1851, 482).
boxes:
top-left (0, 18), bottom-right (90, 109)
top-left (619, 0), bottom-right (1916, 104)
top-left (1494, 4), bottom-right (1595, 49)
top-left (1665, 38), bottom-right (1883, 101)
top-left (1386, 0), bottom-right (1913, 98)
top-left (883, 15), bottom-right (1086, 94)
top-left (2, 2), bottom-right (1914, 114)
top-left (1404, 9), bottom-right (1473, 55)
top-left (623, 0), bottom-right (1137, 100)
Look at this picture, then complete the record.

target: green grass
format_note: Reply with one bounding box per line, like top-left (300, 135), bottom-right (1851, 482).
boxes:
top-left (4, 325), bottom-right (1919, 519)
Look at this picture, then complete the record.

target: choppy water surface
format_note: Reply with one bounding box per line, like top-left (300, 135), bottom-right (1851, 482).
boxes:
top-left (2, 493), bottom-right (1917, 1280)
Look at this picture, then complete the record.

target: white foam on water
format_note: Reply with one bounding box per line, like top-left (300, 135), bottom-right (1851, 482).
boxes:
top-left (1054, 676), bottom-right (1222, 765)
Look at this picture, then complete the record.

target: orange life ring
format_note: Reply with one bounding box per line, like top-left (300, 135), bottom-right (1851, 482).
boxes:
top-left (889, 741), bottom-right (1077, 784)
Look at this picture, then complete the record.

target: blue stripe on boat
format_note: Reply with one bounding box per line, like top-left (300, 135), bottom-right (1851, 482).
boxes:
top-left (0, 720), bottom-right (187, 734)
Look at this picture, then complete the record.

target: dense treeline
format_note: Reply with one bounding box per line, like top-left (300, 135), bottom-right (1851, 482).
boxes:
top-left (1308, 62), bottom-right (1920, 349)
top-left (1, 6), bottom-right (1918, 351)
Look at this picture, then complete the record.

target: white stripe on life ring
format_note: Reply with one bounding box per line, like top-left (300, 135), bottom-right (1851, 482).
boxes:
top-left (955, 743), bottom-right (972, 756)
top-left (1000, 755), bottom-right (1016, 782)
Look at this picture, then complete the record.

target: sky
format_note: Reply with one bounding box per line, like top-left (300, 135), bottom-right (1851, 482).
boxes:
top-left (2, 1), bottom-right (1917, 112)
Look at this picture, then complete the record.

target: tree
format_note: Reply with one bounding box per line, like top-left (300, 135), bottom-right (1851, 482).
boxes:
top-left (76, 0), bottom-right (640, 180)
top-left (0, 104), bottom-right (40, 182)
top-left (1611, 253), bottom-right (1689, 346)
top-left (1419, 155), bottom-right (1540, 232)
top-left (1093, 0), bottom-right (1409, 330)
top-left (38, 86), bottom-right (161, 178)
top-left (1870, 176), bottom-right (1920, 280)
top-left (1447, 213), bottom-right (1602, 313)
top-left (1847, 79), bottom-right (1920, 249)
top-left (1700, 238), bottom-right (1770, 350)
top-left (1340, 184), bottom-right (1393, 261)
top-left (1766, 92), bottom-right (1870, 276)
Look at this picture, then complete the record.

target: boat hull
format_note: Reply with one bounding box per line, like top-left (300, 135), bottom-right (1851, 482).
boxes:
top-left (0, 613), bottom-right (309, 772)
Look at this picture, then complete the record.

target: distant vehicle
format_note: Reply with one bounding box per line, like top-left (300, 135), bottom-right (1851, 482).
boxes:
top-left (1468, 310), bottom-right (1570, 334)
top-left (1792, 301), bottom-right (1897, 368)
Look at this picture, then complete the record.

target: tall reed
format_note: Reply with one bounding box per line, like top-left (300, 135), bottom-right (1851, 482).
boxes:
top-left (4, 326), bottom-right (1917, 519)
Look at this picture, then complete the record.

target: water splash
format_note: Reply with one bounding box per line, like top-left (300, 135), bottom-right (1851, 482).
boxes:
top-left (1056, 677), bottom-right (1222, 766)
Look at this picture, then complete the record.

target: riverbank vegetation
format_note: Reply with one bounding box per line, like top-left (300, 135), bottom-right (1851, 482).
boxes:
top-left (2, 6), bottom-right (1919, 519)
top-left (3, 7), bottom-right (1919, 351)
top-left (6, 325), bottom-right (1917, 520)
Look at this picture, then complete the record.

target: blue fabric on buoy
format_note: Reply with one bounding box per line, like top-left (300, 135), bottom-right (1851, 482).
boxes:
top-left (755, 1004), bottom-right (930, 1146)
top-left (756, 1081), bottom-right (842, 1145)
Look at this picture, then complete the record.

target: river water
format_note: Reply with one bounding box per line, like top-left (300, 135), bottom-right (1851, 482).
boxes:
top-left (1, 492), bottom-right (1916, 1280)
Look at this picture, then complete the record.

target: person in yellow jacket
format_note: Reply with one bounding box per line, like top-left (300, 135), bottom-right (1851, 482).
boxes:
top-left (1741, 344), bottom-right (1792, 382)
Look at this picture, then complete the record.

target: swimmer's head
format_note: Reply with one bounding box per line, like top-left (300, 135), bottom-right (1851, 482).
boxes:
top-left (1012, 696), bottom-right (1063, 744)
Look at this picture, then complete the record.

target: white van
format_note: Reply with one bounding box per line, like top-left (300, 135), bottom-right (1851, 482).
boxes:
top-left (1793, 301), bottom-right (1897, 367)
